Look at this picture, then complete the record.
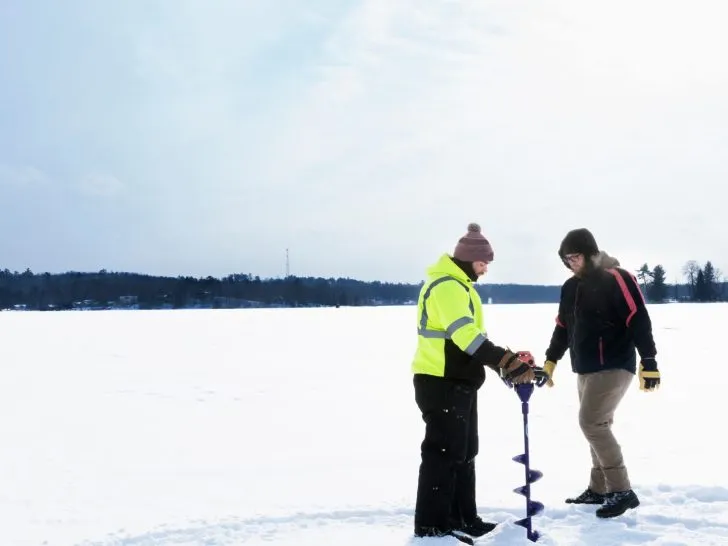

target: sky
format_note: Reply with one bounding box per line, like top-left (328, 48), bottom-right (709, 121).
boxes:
top-left (1, 0), bottom-right (727, 286)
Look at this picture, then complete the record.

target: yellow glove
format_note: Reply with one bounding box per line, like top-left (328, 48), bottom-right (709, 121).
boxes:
top-left (639, 358), bottom-right (660, 391)
top-left (543, 360), bottom-right (556, 387)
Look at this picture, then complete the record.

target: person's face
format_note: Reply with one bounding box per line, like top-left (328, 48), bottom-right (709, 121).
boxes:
top-left (472, 261), bottom-right (489, 278)
top-left (564, 253), bottom-right (585, 274)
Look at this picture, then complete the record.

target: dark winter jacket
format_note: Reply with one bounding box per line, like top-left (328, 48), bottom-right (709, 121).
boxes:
top-left (545, 252), bottom-right (657, 375)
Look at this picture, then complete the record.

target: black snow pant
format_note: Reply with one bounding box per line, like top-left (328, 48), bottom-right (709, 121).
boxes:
top-left (414, 373), bottom-right (479, 530)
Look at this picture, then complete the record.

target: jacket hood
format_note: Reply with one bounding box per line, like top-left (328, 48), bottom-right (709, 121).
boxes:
top-left (593, 250), bottom-right (620, 269)
top-left (559, 228), bottom-right (599, 258)
top-left (573, 250), bottom-right (622, 279)
top-left (559, 228), bottom-right (600, 270)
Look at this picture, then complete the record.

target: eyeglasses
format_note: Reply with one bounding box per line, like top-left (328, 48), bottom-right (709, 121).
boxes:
top-left (564, 254), bottom-right (581, 264)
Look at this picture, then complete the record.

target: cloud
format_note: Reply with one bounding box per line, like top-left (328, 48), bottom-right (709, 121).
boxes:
top-left (0, 164), bottom-right (49, 187)
top-left (78, 174), bottom-right (125, 197)
top-left (255, 0), bottom-right (728, 283)
top-left (1, 0), bottom-right (727, 283)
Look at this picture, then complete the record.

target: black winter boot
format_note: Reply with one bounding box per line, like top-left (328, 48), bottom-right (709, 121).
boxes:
top-left (457, 516), bottom-right (497, 537)
top-left (565, 487), bottom-right (606, 505)
top-left (414, 524), bottom-right (452, 538)
top-left (596, 490), bottom-right (640, 518)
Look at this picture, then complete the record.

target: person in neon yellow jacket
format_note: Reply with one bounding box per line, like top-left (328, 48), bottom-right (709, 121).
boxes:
top-left (411, 223), bottom-right (545, 540)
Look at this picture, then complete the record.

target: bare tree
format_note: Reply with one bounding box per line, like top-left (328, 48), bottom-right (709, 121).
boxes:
top-left (716, 267), bottom-right (725, 300)
top-left (682, 260), bottom-right (700, 299)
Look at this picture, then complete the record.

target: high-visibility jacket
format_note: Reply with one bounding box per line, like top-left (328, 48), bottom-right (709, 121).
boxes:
top-left (411, 254), bottom-right (499, 387)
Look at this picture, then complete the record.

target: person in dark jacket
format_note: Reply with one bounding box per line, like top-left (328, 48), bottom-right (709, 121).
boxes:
top-left (541, 228), bottom-right (661, 518)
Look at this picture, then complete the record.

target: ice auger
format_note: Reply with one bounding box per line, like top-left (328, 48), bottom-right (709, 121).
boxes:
top-left (512, 380), bottom-right (545, 542)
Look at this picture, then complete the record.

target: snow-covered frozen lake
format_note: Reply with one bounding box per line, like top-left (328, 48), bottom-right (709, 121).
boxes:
top-left (2, 303), bottom-right (727, 545)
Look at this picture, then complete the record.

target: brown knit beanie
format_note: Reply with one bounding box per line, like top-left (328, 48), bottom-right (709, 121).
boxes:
top-left (453, 223), bottom-right (494, 263)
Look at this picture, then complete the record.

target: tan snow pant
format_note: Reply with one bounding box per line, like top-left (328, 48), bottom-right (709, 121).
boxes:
top-left (577, 368), bottom-right (633, 494)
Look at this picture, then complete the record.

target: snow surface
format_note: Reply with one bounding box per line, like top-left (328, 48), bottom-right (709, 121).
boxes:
top-left (2, 303), bottom-right (727, 545)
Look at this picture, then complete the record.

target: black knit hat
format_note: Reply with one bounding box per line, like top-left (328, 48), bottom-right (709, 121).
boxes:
top-left (559, 228), bottom-right (599, 266)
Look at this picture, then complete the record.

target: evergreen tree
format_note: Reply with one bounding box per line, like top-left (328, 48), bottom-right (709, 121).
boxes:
top-left (648, 265), bottom-right (667, 303)
top-left (637, 263), bottom-right (653, 292)
top-left (695, 269), bottom-right (707, 301)
top-left (703, 261), bottom-right (716, 301)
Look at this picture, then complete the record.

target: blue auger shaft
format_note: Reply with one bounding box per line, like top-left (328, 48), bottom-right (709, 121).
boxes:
top-left (520, 387), bottom-right (537, 541)
top-left (513, 383), bottom-right (543, 542)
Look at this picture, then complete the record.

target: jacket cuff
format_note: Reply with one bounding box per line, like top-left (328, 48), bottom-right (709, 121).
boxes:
top-left (471, 340), bottom-right (509, 371)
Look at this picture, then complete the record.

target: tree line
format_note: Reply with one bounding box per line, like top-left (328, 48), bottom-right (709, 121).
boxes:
top-left (0, 260), bottom-right (724, 311)
top-left (0, 268), bottom-right (560, 310)
top-left (637, 260), bottom-right (725, 302)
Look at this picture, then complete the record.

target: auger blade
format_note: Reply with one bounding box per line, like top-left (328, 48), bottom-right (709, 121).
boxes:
top-left (528, 500), bottom-right (545, 517)
top-left (514, 517), bottom-right (530, 528)
top-left (528, 469), bottom-right (543, 483)
top-left (513, 454), bottom-right (527, 464)
top-left (513, 485), bottom-right (528, 496)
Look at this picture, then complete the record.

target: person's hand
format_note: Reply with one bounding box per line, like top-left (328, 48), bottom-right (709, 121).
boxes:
top-left (499, 350), bottom-right (536, 385)
top-left (639, 358), bottom-right (660, 391)
top-left (543, 360), bottom-right (556, 387)
top-left (533, 367), bottom-right (551, 388)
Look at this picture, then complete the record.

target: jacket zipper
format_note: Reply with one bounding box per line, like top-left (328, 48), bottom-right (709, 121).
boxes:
top-left (599, 336), bottom-right (604, 365)
top-left (572, 284), bottom-right (581, 346)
